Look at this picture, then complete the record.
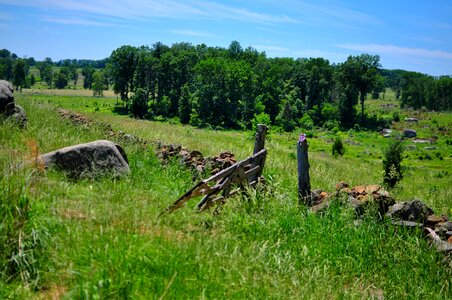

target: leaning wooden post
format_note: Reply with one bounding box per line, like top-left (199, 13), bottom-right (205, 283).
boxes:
top-left (249, 124), bottom-right (268, 184)
top-left (297, 133), bottom-right (311, 206)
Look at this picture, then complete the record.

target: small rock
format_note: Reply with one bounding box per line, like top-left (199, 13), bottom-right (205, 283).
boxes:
top-left (425, 214), bottom-right (446, 227)
top-left (335, 181), bottom-right (349, 191)
top-left (403, 129), bottom-right (417, 138)
top-left (386, 199), bottom-right (434, 223)
top-left (391, 220), bottom-right (423, 228)
top-left (365, 185), bottom-right (380, 194)
top-left (448, 236), bottom-right (452, 244)
top-left (381, 128), bottom-right (392, 134)
top-left (352, 185), bottom-right (366, 195)
top-left (424, 146), bottom-right (437, 150)
top-left (438, 221), bottom-right (452, 231)
top-left (405, 117), bottom-right (419, 122)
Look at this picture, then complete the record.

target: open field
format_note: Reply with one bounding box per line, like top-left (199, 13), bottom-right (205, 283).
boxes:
top-left (1, 92), bottom-right (451, 298)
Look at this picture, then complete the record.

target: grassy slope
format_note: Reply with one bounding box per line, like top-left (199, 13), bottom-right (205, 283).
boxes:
top-left (1, 93), bottom-right (451, 298)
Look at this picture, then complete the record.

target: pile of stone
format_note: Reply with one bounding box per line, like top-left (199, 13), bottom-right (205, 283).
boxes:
top-left (0, 80), bottom-right (27, 128)
top-left (310, 182), bottom-right (395, 216)
top-left (310, 182), bottom-right (451, 258)
top-left (156, 142), bottom-right (236, 175)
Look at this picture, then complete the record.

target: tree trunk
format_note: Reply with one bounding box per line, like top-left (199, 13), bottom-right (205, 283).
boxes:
top-left (360, 92), bottom-right (365, 121)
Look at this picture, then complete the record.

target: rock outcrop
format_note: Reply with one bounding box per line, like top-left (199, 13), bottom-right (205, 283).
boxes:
top-left (39, 140), bottom-right (130, 178)
top-left (0, 80), bottom-right (27, 128)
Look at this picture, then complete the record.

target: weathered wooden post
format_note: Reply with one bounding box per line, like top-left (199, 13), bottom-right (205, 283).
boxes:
top-left (253, 124), bottom-right (268, 155)
top-left (250, 124), bottom-right (268, 184)
top-left (297, 133), bottom-right (311, 206)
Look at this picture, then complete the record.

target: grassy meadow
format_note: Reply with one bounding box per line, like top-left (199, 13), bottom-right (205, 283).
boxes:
top-left (0, 90), bottom-right (451, 298)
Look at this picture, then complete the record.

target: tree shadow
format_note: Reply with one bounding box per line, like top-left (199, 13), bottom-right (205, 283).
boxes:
top-left (112, 105), bottom-right (129, 116)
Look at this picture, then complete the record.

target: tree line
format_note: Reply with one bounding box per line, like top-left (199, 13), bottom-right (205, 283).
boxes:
top-left (107, 42), bottom-right (391, 130)
top-left (1, 43), bottom-right (451, 130)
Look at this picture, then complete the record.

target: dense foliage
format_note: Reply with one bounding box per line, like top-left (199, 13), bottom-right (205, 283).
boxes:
top-left (105, 42), bottom-right (388, 130)
top-left (1, 43), bottom-right (451, 130)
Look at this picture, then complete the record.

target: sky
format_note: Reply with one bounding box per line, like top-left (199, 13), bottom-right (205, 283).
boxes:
top-left (0, 0), bottom-right (451, 75)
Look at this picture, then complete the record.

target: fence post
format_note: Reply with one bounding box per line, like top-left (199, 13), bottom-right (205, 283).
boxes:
top-left (253, 124), bottom-right (268, 155)
top-left (249, 124), bottom-right (268, 184)
top-left (297, 134), bottom-right (311, 206)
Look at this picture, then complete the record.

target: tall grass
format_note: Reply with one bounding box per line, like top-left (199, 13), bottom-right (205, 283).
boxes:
top-left (0, 94), bottom-right (450, 298)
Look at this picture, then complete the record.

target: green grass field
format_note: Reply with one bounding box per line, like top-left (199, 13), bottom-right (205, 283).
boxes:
top-left (1, 91), bottom-right (451, 298)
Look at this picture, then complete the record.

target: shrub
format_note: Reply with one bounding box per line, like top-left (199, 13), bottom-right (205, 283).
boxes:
top-left (252, 112), bottom-right (271, 131)
top-left (383, 139), bottom-right (404, 188)
top-left (332, 136), bottom-right (345, 157)
top-left (299, 114), bottom-right (314, 130)
top-left (130, 88), bottom-right (149, 118)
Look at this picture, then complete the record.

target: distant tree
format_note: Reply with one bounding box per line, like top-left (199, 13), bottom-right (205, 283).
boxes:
top-left (345, 54), bottom-right (381, 120)
top-left (92, 70), bottom-right (106, 97)
top-left (12, 59), bottom-right (28, 90)
top-left (178, 84), bottom-right (191, 124)
top-left (54, 70), bottom-right (68, 89)
top-left (0, 49), bottom-right (14, 80)
top-left (109, 45), bottom-right (138, 103)
top-left (37, 58), bottom-right (53, 88)
top-left (82, 65), bottom-right (95, 89)
top-left (228, 40), bottom-right (243, 59)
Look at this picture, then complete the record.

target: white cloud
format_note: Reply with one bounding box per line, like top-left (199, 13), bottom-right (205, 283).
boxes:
top-left (42, 16), bottom-right (116, 27)
top-left (171, 30), bottom-right (217, 38)
top-left (336, 44), bottom-right (452, 60)
top-left (0, 0), bottom-right (299, 24)
top-left (252, 45), bottom-right (289, 53)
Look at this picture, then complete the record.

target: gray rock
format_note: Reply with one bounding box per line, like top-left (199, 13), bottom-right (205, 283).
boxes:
top-left (38, 140), bottom-right (130, 178)
top-left (403, 129), bottom-right (417, 138)
top-left (0, 80), bottom-right (14, 113)
top-left (386, 199), bottom-right (434, 223)
top-left (381, 128), bottom-right (392, 134)
top-left (5, 103), bottom-right (27, 128)
top-left (405, 117), bottom-right (419, 122)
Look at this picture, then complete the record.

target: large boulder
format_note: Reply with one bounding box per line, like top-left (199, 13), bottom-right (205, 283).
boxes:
top-left (5, 103), bottom-right (27, 128)
top-left (0, 80), bottom-right (14, 113)
top-left (38, 140), bottom-right (130, 178)
top-left (386, 199), bottom-right (434, 223)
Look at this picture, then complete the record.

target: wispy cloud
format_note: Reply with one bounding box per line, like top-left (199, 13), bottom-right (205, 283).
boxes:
top-left (42, 16), bottom-right (116, 27)
top-left (171, 29), bottom-right (217, 38)
top-left (293, 49), bottom-right (348, 62)
top-left (278, 0), bottom-right (381, 26)
top-left (252, 45), bottom-right (289, 53)
top-left (336, 44), bottom-right (452, 60)
top-left (0, 0), bottom-right (298, 25)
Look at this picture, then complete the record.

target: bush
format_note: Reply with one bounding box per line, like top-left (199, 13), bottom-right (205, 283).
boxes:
top-left (252, 112), bottom-right (271, 131)
top-left (332, 136), bottom-right (345, 157)
top-left (130, 88), bottom-right (149, 118)
top-left (392, 111), bottom-right (400, 122)
top-left (299, 114), bottom-right (314, 130)
top-left (383, 139), bottom-right (404, 188)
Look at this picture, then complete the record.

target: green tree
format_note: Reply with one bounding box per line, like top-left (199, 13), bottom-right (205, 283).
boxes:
top-left (92, 70), bottom-right (105, 97)
top-left (109, 45), bottom-right (138, 103)
top-left (12, 59), bottom-right (28, 90)
top-left (0, 49), bottom-right (14, 80)
top-left (37, 58), bottom-right (53, 88)
top-left (82, 65), bottom-right (95, 89)
top-left (178, 84), bottom-right (191, 124)
top-left (343, 54), bottom-right (381, 120)
top-left (54, 70), bottom-right (68, 89)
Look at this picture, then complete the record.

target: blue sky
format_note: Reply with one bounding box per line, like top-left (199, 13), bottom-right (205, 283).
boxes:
top-left (0, 0), bottom-right (451, 75)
